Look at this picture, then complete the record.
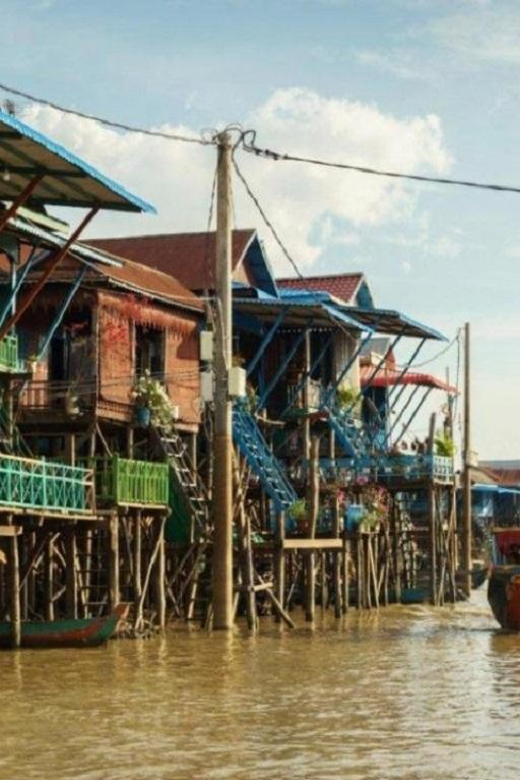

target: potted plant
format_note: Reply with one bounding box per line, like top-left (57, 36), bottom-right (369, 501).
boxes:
top-left (131, 372), bottom-right (176, 430)
top-left (336, 383), bottom-right (361, 416)
top-left (288, 498), bottom-right (309, 533)
top-left (435, 433), bottom-right (455, 458)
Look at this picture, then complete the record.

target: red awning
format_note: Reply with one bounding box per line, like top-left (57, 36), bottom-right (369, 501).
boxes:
top-left (360, 365), bottom-right (457, 392)
top-left (495, 530), bottom-right (520, 557)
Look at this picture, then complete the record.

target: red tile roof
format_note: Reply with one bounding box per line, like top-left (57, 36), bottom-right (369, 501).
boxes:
top-left (277, 273), bottom-right (364, 304)
top-left (88, 230), bottom-right (256, 291)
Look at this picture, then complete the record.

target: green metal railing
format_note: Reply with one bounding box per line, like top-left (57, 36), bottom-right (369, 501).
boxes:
top-left (0, 454), bottom-right (94, 513)
top-left (0, 334), bottom-right (19, 371)
top-left (91, 456), bottom-right (169, 506)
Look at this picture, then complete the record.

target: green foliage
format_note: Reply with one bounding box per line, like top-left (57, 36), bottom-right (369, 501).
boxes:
top-left (336, 384), bottom-right (361, 412)
top-left (435, 434), bottom-right (455, 458)
top-left (288, 498), bottom-right (308, 521)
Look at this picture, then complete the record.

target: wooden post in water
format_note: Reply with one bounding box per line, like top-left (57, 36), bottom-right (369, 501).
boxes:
top-left (305, 437), bottom-right (320, 622)
top-left (44, 532), bottom-right (54, 621)
top-left (462, 322), bottom-right (472, 598)
top-left (108, 513), bottom-right (120, 612)
top-left (274, 511), bottom-right (286, 623)
top-left (428, 413), bottom-right (438, 605)
top-left (8, 524), bottom-right (21, 649)
top-left (65, 526), bottom-right (78, 619)
top-left (153, 514), bottom-right (166, 630)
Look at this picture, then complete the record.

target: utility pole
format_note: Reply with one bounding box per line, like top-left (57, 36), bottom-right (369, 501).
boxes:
top-left (462, 322), bottom-right (472, 598)
top-left (212, 131), bottom-right (234, 629)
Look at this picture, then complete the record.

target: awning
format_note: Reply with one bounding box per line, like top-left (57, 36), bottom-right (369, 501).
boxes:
top-left (0, 110), bottom-right (155, 213)
top-left (345, 306), bottom-right (446, 341)
top-left (360, 365), bottom-right (457, 392)
top-left (233, 296), bottom-right (370, 332)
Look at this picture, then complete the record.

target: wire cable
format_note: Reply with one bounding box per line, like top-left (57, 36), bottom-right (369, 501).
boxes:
top-left (0, 82), bottom-right (214, 146)
top-left (241, 130), bottom-right (520, 195)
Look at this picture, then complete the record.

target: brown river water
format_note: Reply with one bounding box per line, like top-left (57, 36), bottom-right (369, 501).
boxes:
top-left (1, 589), bottom-right (519, 780)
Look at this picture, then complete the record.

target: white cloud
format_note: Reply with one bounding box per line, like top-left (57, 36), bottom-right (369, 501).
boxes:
top-left (21, 87), bottom-right (452, 274)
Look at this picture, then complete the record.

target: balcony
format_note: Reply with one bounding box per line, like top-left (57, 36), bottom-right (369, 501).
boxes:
top-left (91, 455), bottom-right (169, 507)
top-left (0, 334), bottom-right (20, 372)
top-left (318, 453), bottom-right (455, 485)
top-left (0, 454), bottom-right (94, 514)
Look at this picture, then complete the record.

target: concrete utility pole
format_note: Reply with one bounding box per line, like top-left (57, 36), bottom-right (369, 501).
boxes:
top-left (212, 131), bottom-right (234, 629)
top-left (462, 322), bottom-right (472, 598)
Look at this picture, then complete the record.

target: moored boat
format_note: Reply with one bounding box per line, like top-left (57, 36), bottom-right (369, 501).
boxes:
top-left (0, 604), bottom-right (128, 649)
top-left (487, 529), bottom-right (520, 629)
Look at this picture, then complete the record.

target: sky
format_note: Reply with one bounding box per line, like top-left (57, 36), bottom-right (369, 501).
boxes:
top-left (1, 0), bottom-right (519, 459)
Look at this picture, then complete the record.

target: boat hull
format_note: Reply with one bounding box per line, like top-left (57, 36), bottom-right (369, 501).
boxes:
top-left (488, 566), bottom-right (520, 630)
top-left (0, 605), bottom-right (128, 649)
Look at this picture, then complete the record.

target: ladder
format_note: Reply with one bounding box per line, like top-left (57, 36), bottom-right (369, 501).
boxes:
top-left (232, 406), bottom-right (297, 513)
top-left (153, 426), bottom-right (210, 538)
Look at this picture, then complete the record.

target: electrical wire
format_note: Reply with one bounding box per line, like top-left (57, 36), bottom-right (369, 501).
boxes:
top-left (240, 130), bottom-right (520, 195)
top-left (0, 82), bottom-right (214, 146)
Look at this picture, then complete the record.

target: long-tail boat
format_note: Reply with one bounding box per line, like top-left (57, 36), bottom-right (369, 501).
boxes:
top-left (0, 604), bottom-right (128, 649)
top-left (487, 529), bottom-right (520, 630)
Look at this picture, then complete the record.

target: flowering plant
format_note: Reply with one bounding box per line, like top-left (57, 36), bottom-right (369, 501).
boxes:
top-left (131, 372), bottom-right (176, 429)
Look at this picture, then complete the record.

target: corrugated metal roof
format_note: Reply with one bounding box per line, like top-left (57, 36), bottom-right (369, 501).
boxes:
top-left (345, 306), bottom-right (446, 341)
top-left (2, 216), bottom-right (124, 267)
top-left (277, 273), bottom-right (365, 304)
top-left (88, 230), bottom-right (259, 290)
top-left (0, 110), bottom-right (155, 212)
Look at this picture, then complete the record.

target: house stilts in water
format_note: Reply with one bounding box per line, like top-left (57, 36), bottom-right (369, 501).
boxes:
top-left (90, 231), bottom-right (461, 627)
top-left (0, 112), bottom-right (464, 642)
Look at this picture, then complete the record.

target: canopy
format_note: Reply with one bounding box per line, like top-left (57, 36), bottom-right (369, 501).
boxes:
top-left (0, 110), bottom-right (155, 212)
top-left (360, 365), bottom-right (457, 392)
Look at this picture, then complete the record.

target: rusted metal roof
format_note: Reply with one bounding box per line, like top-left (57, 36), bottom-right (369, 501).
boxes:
top-left (88, 230), bottom-right (257, 290)
top-left (277, 273), bottom-right (365, 304)
top-left (93, 256), bottom-right (204, 312)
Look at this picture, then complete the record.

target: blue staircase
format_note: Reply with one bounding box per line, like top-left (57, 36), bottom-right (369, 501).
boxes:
top-left (325, 407), bottom-right (367, 458)
top-left (232, 406), bottom-right (297, 513)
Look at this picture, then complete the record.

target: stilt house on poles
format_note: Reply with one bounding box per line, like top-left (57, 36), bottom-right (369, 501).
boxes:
top-left (89, 231), bottom-right (461, 626)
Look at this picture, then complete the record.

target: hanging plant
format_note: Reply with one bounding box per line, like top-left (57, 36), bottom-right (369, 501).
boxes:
top-left (131, 371), bottom-right (176, 429)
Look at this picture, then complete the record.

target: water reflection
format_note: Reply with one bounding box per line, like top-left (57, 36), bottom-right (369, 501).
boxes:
top-left (2, 591), bottom-right (520, 780)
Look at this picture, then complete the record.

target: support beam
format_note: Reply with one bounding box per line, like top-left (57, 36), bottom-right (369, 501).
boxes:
top-left (0, 207), bottom-right (98, 341)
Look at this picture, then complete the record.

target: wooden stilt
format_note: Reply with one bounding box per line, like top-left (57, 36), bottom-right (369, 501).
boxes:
top-left (108, 513), bottom-right (120, 613)
top-left (274, 512), bottom-right (286, 623)
top-left (343, 538), bottom-right (350, 614)
top-left (153, 515), bottom-right (166, 630)
top-left (9, 529), bottom-right (21, 648)
top-left (65, 527), bottom-right (78, 619)
top-left (44, 533), bottom-right (54, 621)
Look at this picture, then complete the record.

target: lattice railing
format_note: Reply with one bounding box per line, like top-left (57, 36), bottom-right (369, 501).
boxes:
top-left (0, 454), bottom-right (94, 513)
top-left (0, 334), bottom-right (19, 371)
top-left (89, 455), bottom-right (169, 506)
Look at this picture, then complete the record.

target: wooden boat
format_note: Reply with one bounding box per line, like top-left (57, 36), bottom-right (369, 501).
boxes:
top-left (488, 529), bottom-right (520, 629)
top-left (0, 604), bottom-right (128, 649)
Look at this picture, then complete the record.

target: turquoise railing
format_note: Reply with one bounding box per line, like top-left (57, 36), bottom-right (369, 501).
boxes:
top-left (0, 454), bottom-right (93, 513)
top-left (90, 455), bottom-right (169, 506)
top-left (0, 334), bottom-right (19, 371)
top-left (318, 453), bottom-right (455, 484)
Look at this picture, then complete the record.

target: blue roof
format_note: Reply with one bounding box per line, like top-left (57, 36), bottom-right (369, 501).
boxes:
top-left (0, 110), bottom-right (155, 213)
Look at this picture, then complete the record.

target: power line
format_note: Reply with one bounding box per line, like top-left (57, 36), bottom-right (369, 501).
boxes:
top-left (240, 130), bottom-right (520, 195)
top-left (0, 82), bottom-right (214, 147)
